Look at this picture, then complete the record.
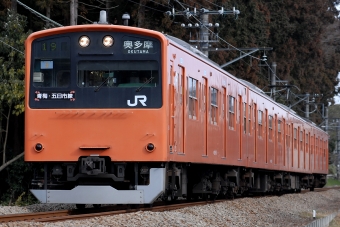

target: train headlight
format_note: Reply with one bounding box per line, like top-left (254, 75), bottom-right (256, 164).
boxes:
top-left (145, 143), bottom-right (155, 152)
top-left (103, 36), bottom-right (114, 47)
top-left (79, 36), bottom-right (90, 47)
top-left (34, 143), bottom-right (44, 152)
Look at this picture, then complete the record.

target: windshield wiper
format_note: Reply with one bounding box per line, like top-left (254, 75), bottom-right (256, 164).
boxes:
top-left (136, 77), bottom-right (154, 92)
top-left (94, 77), bottom-right (110, 92)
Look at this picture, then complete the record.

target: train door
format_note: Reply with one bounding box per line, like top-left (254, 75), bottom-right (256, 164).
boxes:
top-left (222, 87), bottom-right (227, 158)
top-left (265, 109), bottom-right (268, 163)
top-left (283, 119), bottom-right (286, 167)
top-left (254, 104), bottom-right (257, 162)
top-left (169, 64), bottom-right (174, 152)
top-left (238, 95), bottom-right (242, 160)
top-left (274, 114), bottom-right (277, 165)
top-left (311, 135), bottom-right (314, 171)
top-left (286, 123), bottom-right (290, 169)
top-left (179, 66), bottom-right (185, 153)
top-left (306, 132), bottom-right (310, 170)
top-left (172, 66), bottom-right (185, 153)
top-left (202, 77), bottom-right (208, 156)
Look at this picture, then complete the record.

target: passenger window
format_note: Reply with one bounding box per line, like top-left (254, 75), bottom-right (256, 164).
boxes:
top-left (228, 96), bottom-right (235, 129)
top-left (210, 87), bottom-right (218, 125)
top-left (258, 110), bottom-right (263, 137)
top-left (188, 77), bottom-right (198, 120)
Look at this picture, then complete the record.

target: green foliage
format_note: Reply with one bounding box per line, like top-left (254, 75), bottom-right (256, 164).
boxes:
top-left (326, 178), bottom-right (340, 187)
top-left (0, 156), bottom-right (38, 205)
top-left (0, 10), bottom-right (29, 116)
top-left (329, 164), bottom-right (337, 175)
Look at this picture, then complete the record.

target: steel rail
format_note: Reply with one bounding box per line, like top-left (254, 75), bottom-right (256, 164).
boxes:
top-left (0, 187), bottom-right (336, 223)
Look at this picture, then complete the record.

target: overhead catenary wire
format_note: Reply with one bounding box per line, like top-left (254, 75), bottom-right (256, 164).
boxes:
top-left (16, 0), bottom-right (318, 113)
top-left (0, 39), bottom-right (24, 55)
top-left (126, 0), bottom-right (166, 13)
top-left (168, 2), bottom-right (315, 108)
top-left (78, 1), bottom-right (118, 10)
top-left (16, 0), bottom-right (63, 27)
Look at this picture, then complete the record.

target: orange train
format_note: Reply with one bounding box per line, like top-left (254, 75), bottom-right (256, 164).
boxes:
top-left (25, 18), bottom-right (328, 207)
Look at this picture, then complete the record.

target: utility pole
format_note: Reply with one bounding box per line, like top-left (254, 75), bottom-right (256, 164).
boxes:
top-left (305, 93), bottom-right (310, 119)
top-left (271, 62), bottom-right (277, 101)
top-left (70, 0), bottom-right (78, 25)
top-left (11, 0), bottom-right (17, 13)
top-left (199, 13), bottom-right (209, 56)
top-left (166, 7), bottom-right (240, 57)
top-left (166, 6), bottom-right (273, 65)
top-left (337, 121), bottom-right (340, 179)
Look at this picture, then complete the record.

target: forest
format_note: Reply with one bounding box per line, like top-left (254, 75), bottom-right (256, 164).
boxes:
top-left (0, 0), bottom-right (339, 204)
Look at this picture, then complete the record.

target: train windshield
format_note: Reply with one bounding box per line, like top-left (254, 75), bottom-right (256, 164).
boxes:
top-left (32, 59), bottom-right (71, 88)
top-left (29, 32), bottom-right (162, 109)
top-left (77, 60), bottom-right (158, 89)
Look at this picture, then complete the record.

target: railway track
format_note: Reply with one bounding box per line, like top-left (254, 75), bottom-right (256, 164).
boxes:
top-left (0, 187), bottom-right (337, 223)
top-left (0, 200), bottom-right (218, 223)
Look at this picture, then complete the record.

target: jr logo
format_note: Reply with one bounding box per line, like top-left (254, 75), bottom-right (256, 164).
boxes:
top-left (127, 95), bottom-right (147, 106)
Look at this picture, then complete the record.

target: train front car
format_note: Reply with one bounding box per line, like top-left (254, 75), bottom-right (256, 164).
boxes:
top-left (25, 25), bottom-right (168, 206)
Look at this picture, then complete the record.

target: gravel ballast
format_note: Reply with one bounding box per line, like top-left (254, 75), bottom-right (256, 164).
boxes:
top-left (1, 188), bottom-right (340, 227)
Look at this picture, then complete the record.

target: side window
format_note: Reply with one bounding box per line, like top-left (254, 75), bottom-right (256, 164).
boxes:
top-left (294, 128), bottom-right (297, 149)
top-left (300, 131), bottom-right (303, 151)
top-left (243, 102), bottom-right (247, 134)
top-left (228, 96), bottom-right (235, 129)
top-left (188, 77), bottom-right (198, 120)
top-left (210, 87), bottom-right (218, 125)
top-left (278, 120), bottom-right (282, 143)
top-left (268, 115), bottom-right (273, 140)
top-left (248, 105), bottom-right (252, 135)
top-left (286, 124), bottom-right (290, 148)
top-left (258, 110), bottom-right (263, 138)
top-left (306, 133), bottom-right (309, 153)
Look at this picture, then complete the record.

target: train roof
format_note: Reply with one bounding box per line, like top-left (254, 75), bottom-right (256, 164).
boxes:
top-left (165, 34), bottom-right (327, 134)
top-left (166, 35), bottom-right (219, 66)
top-left (166, 35), bottom-right (266, 95)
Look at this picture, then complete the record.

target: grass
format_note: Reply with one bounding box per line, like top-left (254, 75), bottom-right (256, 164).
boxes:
top-left (329, 216), bottom-right (340, 227)
top-left (326, 178), bottom-right (340, 187)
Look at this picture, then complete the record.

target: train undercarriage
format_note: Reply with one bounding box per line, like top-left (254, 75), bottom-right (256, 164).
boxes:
top-left (30, 157), bottom-right (327, 207)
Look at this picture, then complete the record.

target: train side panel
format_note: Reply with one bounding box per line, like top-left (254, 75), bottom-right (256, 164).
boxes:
top-left (165, 37), bottom-right (328, 176)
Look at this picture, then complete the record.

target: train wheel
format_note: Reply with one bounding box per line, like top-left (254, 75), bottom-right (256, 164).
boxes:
top-left (129, 204), bottom-right (140, 209)
top-left (144, 204), bottom-right (153, 208)
top-left (170, 190), bottom-right (178, 201)
top-left (76, 204), bottom-right (86, 209)
top-left (171, 196), bottom-right (178, 201)
top-left (212, 194), bottom-right (218, 201)
top-left (226, 191), bottom-right (234, 200)
top-left (93, 204), bottom-right (101, 208)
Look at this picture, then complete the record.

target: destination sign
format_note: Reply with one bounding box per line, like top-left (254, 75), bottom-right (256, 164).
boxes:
top-left (34, 91), bottom-right (75, 101)
top-left (122, 40), bottom-right (155, 54)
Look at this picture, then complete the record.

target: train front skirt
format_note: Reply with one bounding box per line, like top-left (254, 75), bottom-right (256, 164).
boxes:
top-left (30, 168), bottom-right (166, 204)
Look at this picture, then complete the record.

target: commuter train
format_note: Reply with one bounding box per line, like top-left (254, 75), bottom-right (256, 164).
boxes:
top-left (25, 14), bottom-right (328, 208)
